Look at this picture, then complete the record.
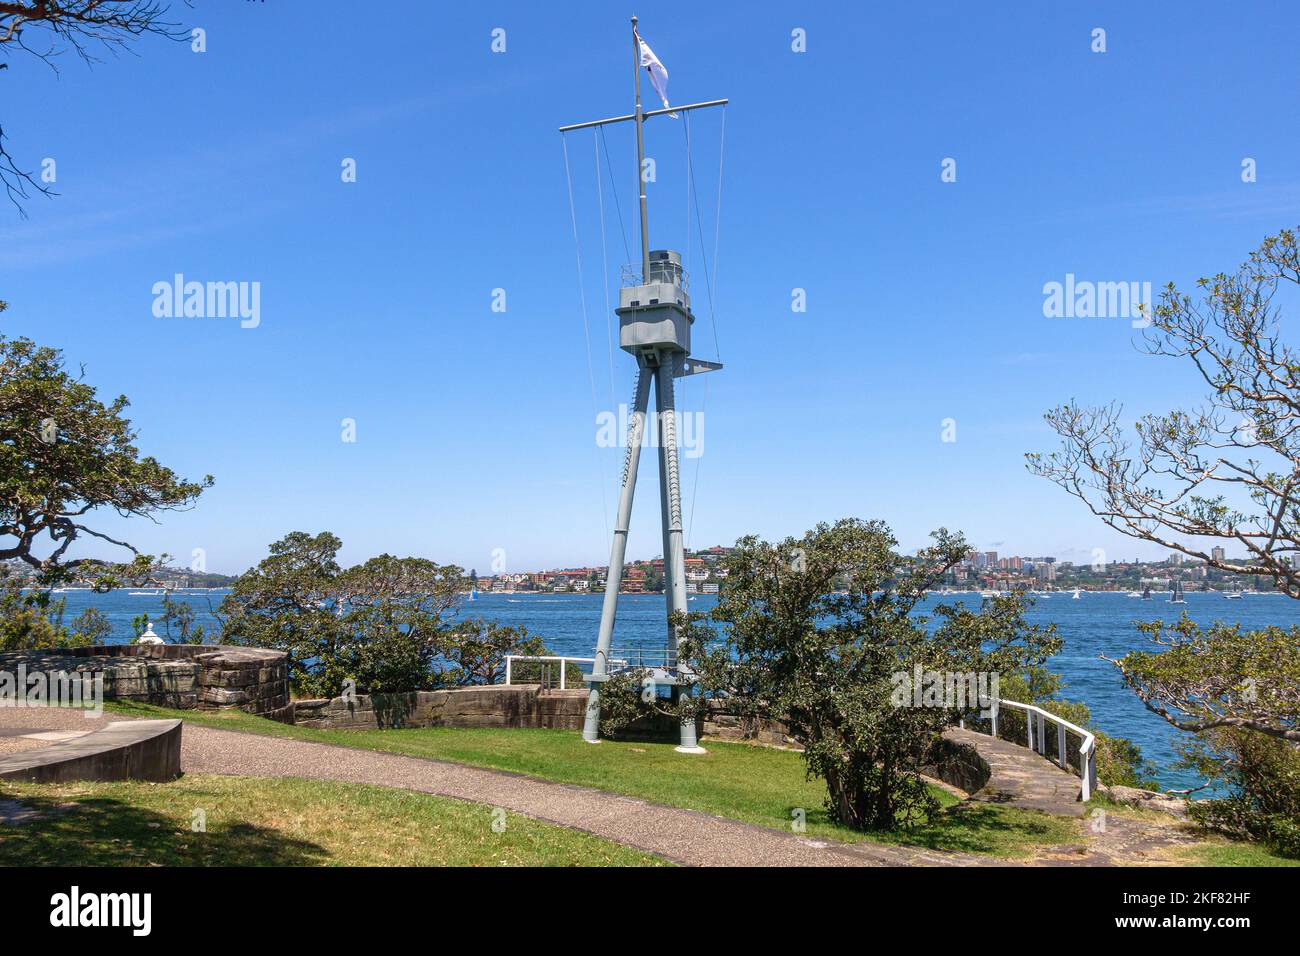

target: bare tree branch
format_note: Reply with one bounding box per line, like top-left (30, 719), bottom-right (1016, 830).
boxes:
top-left (0, 1), bottom-right (189, 215)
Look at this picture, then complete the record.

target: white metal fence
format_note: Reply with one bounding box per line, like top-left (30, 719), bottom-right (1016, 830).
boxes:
top-left (963, 698), bottom-right (1098, 801)
top-left (504, 655), bottom-right (603, 690)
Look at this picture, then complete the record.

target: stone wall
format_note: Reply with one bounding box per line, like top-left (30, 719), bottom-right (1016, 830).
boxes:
top-left (293, 684), bottom-right (589, 731)
top-left (0, 645), bottom-right (292, 723)
top-left (701, 704), bottom-right (798, 748)
top-left (922, 735), bottom-right (991, 794)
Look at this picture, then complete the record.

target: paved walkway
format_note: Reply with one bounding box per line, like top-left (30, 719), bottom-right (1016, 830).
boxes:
top-left (1, 707), bottom-right (1193, 866)
top-left (179, 725), bottom-right (1006, 866)
top-left (945, 726), bottom-right (1088, 817)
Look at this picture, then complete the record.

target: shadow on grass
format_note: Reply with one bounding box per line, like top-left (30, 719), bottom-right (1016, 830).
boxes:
top-left (0, 787), bottom-right (330, 867)
top-left (793, 800), bottom-right (1073, 856)
top-left (878, 802), bottom-right (1073, 856)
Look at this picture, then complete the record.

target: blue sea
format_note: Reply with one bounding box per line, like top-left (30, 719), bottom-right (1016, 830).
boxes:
top-left (47, 586), bottom-right (1300, 791)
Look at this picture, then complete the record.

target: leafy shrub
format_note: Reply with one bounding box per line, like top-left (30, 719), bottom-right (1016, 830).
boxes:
top-left (1182, 728), bottom-right (1300, 858)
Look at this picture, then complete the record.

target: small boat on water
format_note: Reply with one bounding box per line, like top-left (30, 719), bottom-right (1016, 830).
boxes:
top-left (1224, 591), bottom-right (1243, 599)
top-left (1169, 581), bottom-right (1186, 604)
top-left (1142, 586), bottom-right (1151, 600)
top-left (1072, 588), bottom-right (1081, 600)
top-left (1126, 591), bottom-right (1142, 597)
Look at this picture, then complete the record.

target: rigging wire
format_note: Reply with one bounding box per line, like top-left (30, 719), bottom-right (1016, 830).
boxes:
top-left (562, 133), bottom-right (611, 544)
top-left (598, 125), bottom-right (633, 269)
top-left (594, 129), bottom-right (616, 413)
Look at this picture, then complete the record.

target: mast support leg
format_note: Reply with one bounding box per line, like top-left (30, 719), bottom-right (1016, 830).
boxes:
top-left (583, 359), bottom-right (653, 743)
top-left (655, 353), bottom-right (704, 754)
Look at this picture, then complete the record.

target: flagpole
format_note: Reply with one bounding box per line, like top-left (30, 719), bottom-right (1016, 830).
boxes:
top-left (631, 15), bottom-right (651, 280)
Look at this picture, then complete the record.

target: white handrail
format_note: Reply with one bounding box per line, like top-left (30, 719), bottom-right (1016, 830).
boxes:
top-left (978, 698), bottom-right (1098, 801)
top-left (504, 655), bottom-right (597, 690)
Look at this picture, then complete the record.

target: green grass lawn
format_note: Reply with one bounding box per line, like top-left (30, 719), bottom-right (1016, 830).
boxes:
top-left (0, 774), bottom-right (666, 866)
top-left (1176, 841), bottom-right (1300, 867)
top-left (106, 701), bottom-right (1076, 857)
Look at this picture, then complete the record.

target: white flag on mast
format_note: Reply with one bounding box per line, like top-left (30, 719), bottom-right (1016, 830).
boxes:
top-left (636, 31), bottom-right (675, 116)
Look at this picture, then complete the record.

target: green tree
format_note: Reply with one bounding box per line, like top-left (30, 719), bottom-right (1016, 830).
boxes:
top-left (0, 565), bottom-right (109, 649)
top-left (219, 532), bottom-right (351, 697)
top-left (1, 317), bottom-right (210, 578)
top-left (444, 619), bottom-right (549, 686)
top-left (159, 594), bottom-right (204, 643)
top-left (330, 553), bottom-right (466, 694)
top-left (1107, 618), bottom-right (1299, 744)
top-left (610, 519), bottom-right (1062, 832)
top-left (1029, 228), bottom-right (1300, 588)
top-left (1030, 227), bottom-right (1300, 844)
top-left (221, 531), bottom-right (552, 698)
top-left (1180, 727), bottom-right (1300, 857)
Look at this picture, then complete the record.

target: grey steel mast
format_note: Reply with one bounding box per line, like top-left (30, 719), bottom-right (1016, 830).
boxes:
top-left (632, 15), bottom-right (651, 282)
top-left (562, 16), bottom-right (725, 754)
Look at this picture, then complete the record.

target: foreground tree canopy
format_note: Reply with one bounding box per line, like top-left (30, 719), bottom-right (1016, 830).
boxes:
top-left (1029, 230), bottom-right (1300, 741)
top-left (0, 313), bottom-right (211, 581)
top-left (1111, 618), bottom-right (1300, 743)
top-left (1029, 226), bottom-right (1300, 591)
top-left (1031, 227), bottom-right (1300, 852)
top-left (604, 518), bottom-right (1061, 832)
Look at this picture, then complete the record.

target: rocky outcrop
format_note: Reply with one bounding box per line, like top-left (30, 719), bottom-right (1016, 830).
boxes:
top-left (1102, 784), bottom-right (1193, 820)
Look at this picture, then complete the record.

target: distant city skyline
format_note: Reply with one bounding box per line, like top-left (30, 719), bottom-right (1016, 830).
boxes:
top-left (4, 3), bottom-right (1297, 575)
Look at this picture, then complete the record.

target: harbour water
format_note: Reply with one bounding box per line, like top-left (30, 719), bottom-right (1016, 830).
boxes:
top-left (47, 587), bottom-right (1300, 791)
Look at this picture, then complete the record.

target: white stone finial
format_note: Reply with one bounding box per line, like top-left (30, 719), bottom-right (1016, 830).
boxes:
top-left (137, 622), bottom-right (163, 645)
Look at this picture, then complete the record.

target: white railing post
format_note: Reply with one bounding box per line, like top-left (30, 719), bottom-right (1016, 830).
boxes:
top-left (992, 699), bottom-right (1097, 803)
top-left (505, 656), bottom-right (513, 686)
top-left (560, 657), bottom-right (567, 690)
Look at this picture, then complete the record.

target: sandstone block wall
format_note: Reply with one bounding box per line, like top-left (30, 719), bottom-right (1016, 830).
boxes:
top-left (293, 685), bottom-right (589, 731)
top-left (0, 644), bottom-right (292, 723)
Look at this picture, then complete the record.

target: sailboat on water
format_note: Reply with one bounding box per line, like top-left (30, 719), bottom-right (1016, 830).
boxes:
top-left (1169, 580), bottom-right (1186, 604)
top-left (1141, 585), bottom-right (1151, 600)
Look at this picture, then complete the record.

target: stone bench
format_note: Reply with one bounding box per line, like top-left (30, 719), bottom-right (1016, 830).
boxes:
top-left (0, 719), bottom-right (182, 783)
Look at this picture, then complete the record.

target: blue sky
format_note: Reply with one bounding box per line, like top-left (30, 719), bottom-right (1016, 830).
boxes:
top-left (3, 1), bottom-right (1299, 575)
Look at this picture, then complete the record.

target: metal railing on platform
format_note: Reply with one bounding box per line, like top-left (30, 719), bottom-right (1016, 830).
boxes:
top-left (503, 655), bottom-right (601, 690)
top-left (504, 648), bottom-right (677, 689)
top-left (961, 699), bottom-right (1098, 801)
